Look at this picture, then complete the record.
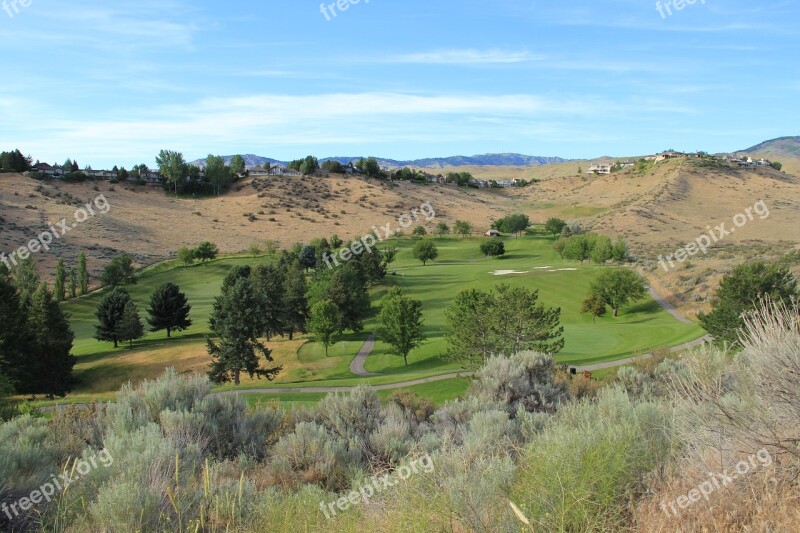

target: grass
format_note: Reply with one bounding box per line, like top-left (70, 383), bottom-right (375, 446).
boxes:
top-left (51, 235), bottom-right (703, 405)
top-left (241, 377), bottom-right (471, 409)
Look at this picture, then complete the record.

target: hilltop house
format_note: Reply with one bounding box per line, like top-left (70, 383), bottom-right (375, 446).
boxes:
top-left (588, 164), bottom-right (612, 175)
top-left (485, 229), bottom-right (501, 237)
top-left (32, 163), bottom-right (63, 176)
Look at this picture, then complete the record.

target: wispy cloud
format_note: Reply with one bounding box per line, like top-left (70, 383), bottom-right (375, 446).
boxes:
top-left (386, 49), bottom-right (544, 65)
top-left (3, 91), bottom-right (692, 165)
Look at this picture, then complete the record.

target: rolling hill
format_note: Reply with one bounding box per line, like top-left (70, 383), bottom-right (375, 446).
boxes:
top-left (740, 136), bottom-right (800, 157)
top-left (2, 138), bottom-right (799, 320)
top-left (190, 153), bottom-right (568, 170)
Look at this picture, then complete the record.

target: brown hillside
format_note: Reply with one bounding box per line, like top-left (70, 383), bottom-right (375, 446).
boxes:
top-left (1, 159), bottom-right (798, 317)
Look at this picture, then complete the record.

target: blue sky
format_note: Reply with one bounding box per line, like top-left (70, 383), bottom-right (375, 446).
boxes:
top-left (0, 0), bottom-right (798, 168)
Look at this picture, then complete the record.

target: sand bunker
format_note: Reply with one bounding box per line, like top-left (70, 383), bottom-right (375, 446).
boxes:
top-left (491, 270), bottom-right (529, 276)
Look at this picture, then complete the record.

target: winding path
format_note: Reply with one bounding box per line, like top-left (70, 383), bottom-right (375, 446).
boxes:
top-left (570, 334), bottom-right (712, 372)
top-left (349, 334), bottom-right (380, 377)
top-left (43, 288), bottom-right (709, 409)
top-left (648, 286), bottom-right (692, 324)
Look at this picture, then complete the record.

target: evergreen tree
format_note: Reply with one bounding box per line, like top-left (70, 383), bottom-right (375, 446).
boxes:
top-left (207, 277), bottom-right (280, 385)
top-left (94, 287), bottom-right (132, 348)
top-left (25, 284), bottom-right (76, 397)
top-left (78, 251), bottom-right (89, 295)
top-left (326, 262), bottom-right (370, 332)
top-left (699, 262), bottom-right (798, 346)
top-left (0, 275), bottom-right (31, 390)
top-left (146, 282), bottom-right (192, 338)
top-left (251, 264), bottom-right (285, 340)
top-left (282, 262), bottom-right (309, 340)
top-left (117, 300), bottom-right (145, 350)
top-left (445, 284), bottom-right (564, 369)
top-left (54, 258), bottom-right (67, 302)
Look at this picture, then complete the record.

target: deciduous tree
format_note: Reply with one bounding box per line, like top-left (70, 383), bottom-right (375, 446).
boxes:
top-left (589, 269), bottom-right (648, 317)
top-left (412, 239), bottom-right (438, 266)
top-left (378, 287), bottom-right (425, 366)
top-left (308, 300), bottom-right (342, 357)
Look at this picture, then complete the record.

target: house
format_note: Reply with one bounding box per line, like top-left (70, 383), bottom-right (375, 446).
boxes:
top-left (485, 230), bottom-right (501, 237)
top-left (588, 164), bottom-right (612, 175)
top-left (495, 179), bottom-right (516, 188)
top-left (34, 163), bottom-right (61, 176)
top-left (620, 161), bottom-right (635, 169)
top-left (655, 151), bottom-right (687, 162)
top-left (755, 159), bottom-right (771, 167)
top-left (140, 170), bottom-right (162, 183)
top-left (469, 178), bottom-right (488, 188)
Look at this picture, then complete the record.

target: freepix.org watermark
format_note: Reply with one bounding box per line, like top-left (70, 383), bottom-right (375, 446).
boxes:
top-left (320, 453), bottom-right (434, 519)
top-left (2, 0), bottom-right (32, 18)
top-left (2, 449), bottom-right (114, 521)
top-left (323, 201), bottom-right (435, 270)
top-left (658, 199), bottom-right (769, 272)
top-left (320, 0), bottom-right (370, 21)
top-left (656, 0), bottom-right (706, 19)
top-left (660, 448), bottom-right (772, 517)
top-left (0, 194), bottom-right (111, 270)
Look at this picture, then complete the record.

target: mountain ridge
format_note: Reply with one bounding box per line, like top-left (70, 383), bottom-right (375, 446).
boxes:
top-left (190, 153), bottom-right (569, 170)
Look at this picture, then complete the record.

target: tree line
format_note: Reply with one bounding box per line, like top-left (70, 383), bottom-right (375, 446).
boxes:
top-left (0, 262), bottom-right (76, 400)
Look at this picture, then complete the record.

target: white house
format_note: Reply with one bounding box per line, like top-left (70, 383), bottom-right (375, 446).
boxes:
top-left (588, 164), bottom-right (612, 175)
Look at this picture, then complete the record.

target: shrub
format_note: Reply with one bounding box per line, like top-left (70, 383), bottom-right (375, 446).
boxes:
top-left (511, 387), bottom-right (673, 531)
top-left (270, 421), bottom-right (358, 491)
top-left (469, 351), bottom-right (568, 416)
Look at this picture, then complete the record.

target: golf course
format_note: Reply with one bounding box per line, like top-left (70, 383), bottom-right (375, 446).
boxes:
top-left (54, 233), bottom-right (704, 406)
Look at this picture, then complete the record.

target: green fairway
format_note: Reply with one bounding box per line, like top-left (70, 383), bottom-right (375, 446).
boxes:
top-left (360, 236), bottom-right (703, 371)
top-left (57, 236), bottom-right (702, 403)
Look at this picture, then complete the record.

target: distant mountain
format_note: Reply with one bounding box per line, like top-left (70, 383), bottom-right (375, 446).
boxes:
top-left (192, 153), bottom-right (568, 170)
top-left (739, 136), bottom-right (800, 157)
top-left (190, 154), bottom-right (284, 169)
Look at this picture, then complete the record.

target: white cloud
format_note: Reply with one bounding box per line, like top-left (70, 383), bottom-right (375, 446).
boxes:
top-left (387, 49), bottom-right (544, 65)
top-left (2, 91), bottom-right (692, 165)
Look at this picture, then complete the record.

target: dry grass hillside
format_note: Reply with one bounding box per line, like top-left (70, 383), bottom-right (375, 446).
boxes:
top-left (2, 156), bottom-right (798, 316)
top-left (0, 173), bottom-right (514, 284)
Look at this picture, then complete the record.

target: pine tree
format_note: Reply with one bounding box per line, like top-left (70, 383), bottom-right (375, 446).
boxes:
top-left (146, 282), bottom-right (192, 338)
top-left (251, 264), bottom-right (285, 341)
top-left (54, 258), bottom-right (67, 302)
top-left (94, 287), bottom-right (132, 348)
top-left (207, 277), bottom-right (280, 385)
top-left (0, 275), bottom-right (31, 391)
top-left (282, 262), bottom-right (309, 340)
top-left (116, 300), bottom-right (145, 350)
top-left (25, 284), bottom-right (76, 397)
top-left (78, 251), bottom-right (89, 295)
